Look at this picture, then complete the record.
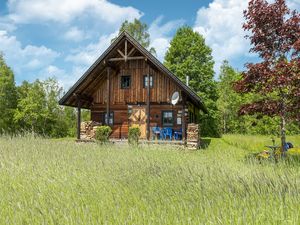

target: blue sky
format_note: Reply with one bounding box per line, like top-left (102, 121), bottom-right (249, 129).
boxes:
top-left (0, 0), bottom-right (299, 89)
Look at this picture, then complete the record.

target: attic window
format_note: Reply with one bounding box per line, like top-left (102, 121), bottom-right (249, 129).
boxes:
top-left (121, 76), bottom-right (131, 89)
top-left (143, 75), bottom-right (153, 88)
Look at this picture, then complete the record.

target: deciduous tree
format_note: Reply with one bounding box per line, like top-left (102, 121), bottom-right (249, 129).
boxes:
top-left (112, 19), bottom-right (156, 54)
top-left (218, 61), bottom-right (244, 133)
top-left (236, 0), bottom-right (300, 151)
top-left (0, 54), bottom-right (17, 134)
top-left (165, 26), bottom-right (220, 137)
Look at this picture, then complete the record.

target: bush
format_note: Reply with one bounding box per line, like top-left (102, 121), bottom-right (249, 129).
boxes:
top-left (128, 126), bottom-right (141, 146)
top-left (95, 126), bottom-right (112, 143)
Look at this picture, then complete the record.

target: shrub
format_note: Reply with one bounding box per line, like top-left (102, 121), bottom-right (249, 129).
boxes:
top-left (128, 126), bottom-right (141, 146)
top-left (95, 126), bottom-right (112, 143)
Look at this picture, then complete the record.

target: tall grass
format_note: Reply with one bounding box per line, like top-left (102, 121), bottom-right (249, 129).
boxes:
top-left (223, 134), bottom-right (300, 153)
top-left (0, 135), bottom-right (300, 224)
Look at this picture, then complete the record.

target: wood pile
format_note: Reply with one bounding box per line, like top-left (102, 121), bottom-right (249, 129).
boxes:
top-left (187, 123), bottom-right (200, 149)
top-left (80, 121), bottom-right (102, 140)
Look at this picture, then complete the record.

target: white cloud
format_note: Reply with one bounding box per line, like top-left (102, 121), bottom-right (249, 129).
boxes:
top-left (194, 0), bottom-right (251, 75)
top-left (0, 18), bottom-right (16, 32)
top-left (151, 38), bottom-right (170, 62)
top-left (149, 16), bottom-right (184, 61)
top-left (0, 30), bottom-right (59, 81)
top-left (7, 0), bottom-right (142, 25)
top-left (37, 65), bottom-right (86, 89)
top-left (63, 26), bottom-right (87, 42)
top-left (66, 31), bottom-right (118, 66)
top-left (193, 0), bottom-right (300, 76)
top-left (65, 17), bottom-right (184, 67)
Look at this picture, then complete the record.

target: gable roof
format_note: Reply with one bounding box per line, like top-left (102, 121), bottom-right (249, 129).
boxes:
top-left (59, 31), bottom-right (207, 113)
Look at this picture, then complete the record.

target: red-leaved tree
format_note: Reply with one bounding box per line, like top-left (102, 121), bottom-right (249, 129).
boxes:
top-left (235, 0), bottom-right (300, 152)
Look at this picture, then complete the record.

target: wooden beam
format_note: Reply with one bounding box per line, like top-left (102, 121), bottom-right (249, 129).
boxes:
top-left (146, 64), bottom-right (151, 140)
top-left (108, 57), bottom-right (125, 62)
top-left (127, 56), bottom-right (145, 60)
top-left (77, 99), bottom-right (81, 140)
top-left (125, 40), bottom-right (128, 59)
top-left (108, 56), bottom-right (145, 62)
top-left (182, 93), bottom-right (187, 145)
top-left (106, 67), bottom-right (110, 126)
top-left (117, 49), bottom-right (125, 58)
top-left (127, 47), bottom-right (135, 57)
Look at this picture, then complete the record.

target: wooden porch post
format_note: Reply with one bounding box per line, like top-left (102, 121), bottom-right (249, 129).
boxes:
top-left (77, 98), bottom-right (81, 140)
top-left (106, 67), bottom-right (110, 125)
top-left (182, 94), bottom-right (187, 145)
top-left (146, 63), bottom-right (151, 140)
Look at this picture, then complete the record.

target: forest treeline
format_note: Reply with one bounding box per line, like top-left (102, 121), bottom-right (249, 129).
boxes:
top-left (0, 53), bottom-right (298, 138)
top-left (0, 55), bottom-right (89, 137)
top-left (0, 18), bottom-right (299, 138)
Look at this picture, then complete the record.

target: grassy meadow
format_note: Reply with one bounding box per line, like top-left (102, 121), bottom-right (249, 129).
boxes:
top-left (0, 135), bottom-right (300, 224)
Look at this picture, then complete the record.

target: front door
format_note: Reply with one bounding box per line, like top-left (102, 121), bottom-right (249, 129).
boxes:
top-left (129, 106), bottom-right (147, 139)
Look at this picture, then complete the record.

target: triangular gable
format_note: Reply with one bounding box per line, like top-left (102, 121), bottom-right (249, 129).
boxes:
top-left (59, 31), bottom-right (207, 113)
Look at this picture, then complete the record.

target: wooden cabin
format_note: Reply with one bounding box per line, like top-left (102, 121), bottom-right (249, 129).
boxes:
top-left (59, 31), bottom-right (207, 141)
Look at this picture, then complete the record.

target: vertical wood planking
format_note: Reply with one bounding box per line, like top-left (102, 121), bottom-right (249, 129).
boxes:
top-left (92, 59), bottom-right (181, 105)
top-left (106, 67), bottom-right (110, 125)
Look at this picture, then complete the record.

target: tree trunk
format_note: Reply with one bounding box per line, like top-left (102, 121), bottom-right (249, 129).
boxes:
top-left (223, 113), bottom-right (227, 134)
top-left (280, 114), bottom-right (286, 156)
top-left (279, 92), bottom-right (287, 157)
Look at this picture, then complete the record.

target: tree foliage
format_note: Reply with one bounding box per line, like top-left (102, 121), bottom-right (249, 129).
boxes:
top-left (218, 61), bottom-right (244, 133)
top-left (112, 19), bottom-right (156, 54)
top-left (164, 26), bottom-right (221, 137)
top-left (217, 61), bottom-right (300, 135)
top-left (14, 79), bottom-right (69, 137)
top-left (235, 0), bottom-right (300, 149)
top-left (0, 54), bottom-right (17, 134)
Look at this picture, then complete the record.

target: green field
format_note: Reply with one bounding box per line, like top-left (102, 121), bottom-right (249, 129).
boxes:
top-left (1, 135), bottom-right (300, 224)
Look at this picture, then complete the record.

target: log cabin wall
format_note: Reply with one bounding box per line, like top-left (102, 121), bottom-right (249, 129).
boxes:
top-left (92, 59), bottom-right (181, 105)
top-left (91, 105), bottom-right (186, 139)
top-left (90, 59), bottom-right (188, 139)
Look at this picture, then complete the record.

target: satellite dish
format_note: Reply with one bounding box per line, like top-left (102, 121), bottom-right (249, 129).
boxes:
top-left (171, 91), bottom-right (180, 105)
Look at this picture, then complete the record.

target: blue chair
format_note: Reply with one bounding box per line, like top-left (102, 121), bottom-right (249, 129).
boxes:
top-left (174, 128), bottom-right (182, 140)
top-left (160, 128), bottom-right (166, 140)
top-left (152, 127), bottom-right (161, 140)
top-left (163, 127), bottom-right (173, 140)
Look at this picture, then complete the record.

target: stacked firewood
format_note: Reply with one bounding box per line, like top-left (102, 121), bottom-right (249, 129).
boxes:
top-left (80, 121), bottom-right (102, 139)
top-left (187, 123), bottom-right (200, 149)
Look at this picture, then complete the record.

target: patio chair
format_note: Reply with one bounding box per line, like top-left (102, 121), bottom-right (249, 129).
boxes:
top-left (174, 128), bottom-right (182, 140)
top-left (159, 128), bottom-right (165, 140)
top-left (162, 127), bottom-right (173, 140)
top-left (152, 127), bottom-right (161, 140)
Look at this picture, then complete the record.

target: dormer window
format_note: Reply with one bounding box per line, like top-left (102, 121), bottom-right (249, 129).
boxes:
top-left (121, 76), bottom-right (131, 89)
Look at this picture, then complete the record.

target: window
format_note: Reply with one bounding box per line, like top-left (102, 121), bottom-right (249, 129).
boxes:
top-left (121, 76), bottom-right (131, 89)
top-left (189, 111), bottom-right (194, 123)
top-left (162, 111), bottom-right (173, 127)
top-left (143, 75), bottom-right (153, 88)
top-left (104, 112), bottom-right (114, 125)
